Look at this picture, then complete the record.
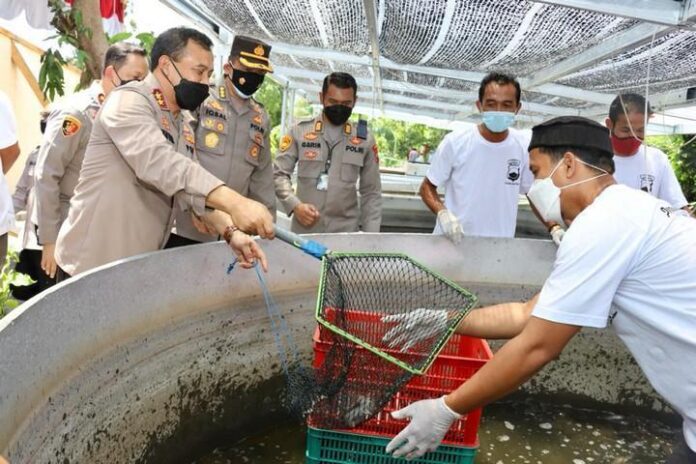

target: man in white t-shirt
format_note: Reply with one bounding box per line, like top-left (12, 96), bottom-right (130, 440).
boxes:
top-left (385, 117), bottom-right (696, 463)
top-left (420, 72), bottom-right (533, 242)
top-left (606, 93), bottom-right (689, 211)
top-left (0, 90), bottom-right (20, 269)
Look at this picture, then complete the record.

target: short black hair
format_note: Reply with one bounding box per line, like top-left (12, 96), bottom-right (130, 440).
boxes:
top-left (103, 42), bottom-right (147, 72)
top-left (150, 27), bottom-right (213, 72)
top-left (478, 72), bottom-right (521, 104)
top-left (538, 145), bottom-right (615, 175)
top-left (322, 72), bottom-right (358, 97)
top-left (609, 93), bottom-right (653, 122)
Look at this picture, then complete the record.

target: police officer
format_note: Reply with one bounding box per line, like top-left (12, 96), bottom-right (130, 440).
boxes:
top-left (34, 42), bottom-right (149, 281)
top-left (168, 35), bottom-right (275, 246)
top-left (274, 72), bottom-right (382, 233)
top-left (55, 27), bottom-right (273, 278)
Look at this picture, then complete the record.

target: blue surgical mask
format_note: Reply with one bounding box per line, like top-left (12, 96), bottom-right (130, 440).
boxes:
top-left (482, 111), bottom-right (515, 133)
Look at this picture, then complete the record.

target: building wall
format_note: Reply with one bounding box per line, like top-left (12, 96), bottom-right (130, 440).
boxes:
top-left (0, 27), bottom-right (81, 192)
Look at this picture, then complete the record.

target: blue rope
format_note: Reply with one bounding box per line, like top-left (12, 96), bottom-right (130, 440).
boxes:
top-left (227, 259), bottom-right (300, 376)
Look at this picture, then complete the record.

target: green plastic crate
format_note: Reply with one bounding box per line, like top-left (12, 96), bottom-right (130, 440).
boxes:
top-left (306, 427), bottom-right (477, 464)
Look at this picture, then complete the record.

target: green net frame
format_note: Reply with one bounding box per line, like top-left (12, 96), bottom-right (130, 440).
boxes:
top-left (314, 252), bottom-right (478, 375)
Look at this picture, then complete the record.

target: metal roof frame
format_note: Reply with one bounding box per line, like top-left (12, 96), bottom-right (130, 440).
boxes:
top-left (180, 0), bottom-right (696, 132)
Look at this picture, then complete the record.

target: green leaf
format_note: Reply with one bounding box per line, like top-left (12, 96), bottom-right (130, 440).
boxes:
top-left (10, 273), bottom-right (35, 287)
top-left (108, 31), bottom-right (133, 44)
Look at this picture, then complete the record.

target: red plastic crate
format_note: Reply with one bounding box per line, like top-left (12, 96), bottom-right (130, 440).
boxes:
top-left (308, 310), bottom-right (492, 447)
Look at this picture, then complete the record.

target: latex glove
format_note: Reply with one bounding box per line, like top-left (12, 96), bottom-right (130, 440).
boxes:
top-left (381, 308), bottom-right (448, 352)
top-left (437, 209), bottom-right (463, 244)
top-left (385, 396), bottom-right (461, 460)
top-left (549, 225), bottom-right (565, 246)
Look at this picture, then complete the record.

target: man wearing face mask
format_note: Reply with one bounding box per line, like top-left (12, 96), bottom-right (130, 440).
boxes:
top-left (384, 116), bottom-right (696, 463)
top-left (606, 93), bottom-right (689, 213)
top-left (419, 72), bottom-right (533, 243)
top-left (167, 35), bottom-right (275, 247)
top-left (273, 72), bottom-right (382, 233)
top-left (55, 27), bottom-right (274, 278)
top-left (33, 42), bottom-right (149, 282)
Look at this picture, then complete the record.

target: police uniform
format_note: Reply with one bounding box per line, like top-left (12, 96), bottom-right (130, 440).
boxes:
top-left (273, 116), bottom-right (382, 233)
top-left (173, 85), bottom-right (275, 242)
top-left (55, 73), bottom-right (223, 276)
top-left (32, 82), bottom-right (104, 247)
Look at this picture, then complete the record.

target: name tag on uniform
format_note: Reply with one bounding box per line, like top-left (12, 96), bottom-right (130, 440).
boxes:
top-left (316, 173), bottom-right (329, 191)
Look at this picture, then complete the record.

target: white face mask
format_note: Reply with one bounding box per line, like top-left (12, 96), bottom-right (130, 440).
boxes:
top-left (527, 157), bottom-right (609, 225)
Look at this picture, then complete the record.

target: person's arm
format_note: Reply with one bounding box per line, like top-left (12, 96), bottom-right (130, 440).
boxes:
top-left (273, 132), bottom-right (301, 214)
top-left (197, 209), bottom-right (268, 271)
top-left (101, 90), bottom-right (273, 239)
top-left (0, 92), bottom-right (20, 173)
top-left (34, 109), bottom-right (86, 278)
top-left (447, 317), bottom-right (579, 413)
top-left (456, 294), bottom-right (539, 339)
top-left (359, 136), bottom-right (382, 232)
top-left (12, 147), bottom-right (38, 212)
top-left (656, 152), bottom-right (689, 212)
top-left (419, 177), bottom-right (444, 214)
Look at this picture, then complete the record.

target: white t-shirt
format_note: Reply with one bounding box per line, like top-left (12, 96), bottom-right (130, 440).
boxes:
top-left (613, 145), bottom-right (688, 209)
top-left (427, 127), bottom-right (533, 238)
top-left (0, 91), bottom-right (17, 236)
top-left (534, 184), bottom-right (696, 452)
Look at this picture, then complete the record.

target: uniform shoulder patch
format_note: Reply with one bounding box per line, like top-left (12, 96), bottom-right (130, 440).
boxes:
top-left (207, 98), bottom-right (224, 112)
top-left (279, 134), bottom-right (293, 152)
top-left (61, 115), bottom-right (82, 137)
top-left (372, 143), bottom-right (379, 163)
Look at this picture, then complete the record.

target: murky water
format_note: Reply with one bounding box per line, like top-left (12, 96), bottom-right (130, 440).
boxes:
top-left (192, 396), bottom-right (678, 463)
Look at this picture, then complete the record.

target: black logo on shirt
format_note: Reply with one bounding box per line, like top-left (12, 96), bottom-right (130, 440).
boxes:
top-left (204, 108), bottom-right (226, 120)
top-left (345, 145), bottom-right (365, 153)
top-left (640, 174), bottom-right (655, 193)
top-left (301, 141), bottom-right (321, 148)
top-left (506, 159), bottom-right (521, 183)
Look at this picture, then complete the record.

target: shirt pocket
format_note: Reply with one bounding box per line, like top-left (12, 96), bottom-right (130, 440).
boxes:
top-left (340, 152), bottom-right (364, 183)
top-left (298, 159), bottom-right (324, 179)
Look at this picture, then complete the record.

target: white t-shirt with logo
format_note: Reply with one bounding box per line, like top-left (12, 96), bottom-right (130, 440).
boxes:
top-left (534, 184), bottom-right (696, 452)
top-left (0, 91), bottom-right (17, 236)
top-left (613, 145), bottom-right (688, 209)
top-left (427, 127), bottom-right (533, 238)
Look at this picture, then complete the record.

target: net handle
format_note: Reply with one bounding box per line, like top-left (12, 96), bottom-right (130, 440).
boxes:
top-left (274, 226), bottom-right (330, 259)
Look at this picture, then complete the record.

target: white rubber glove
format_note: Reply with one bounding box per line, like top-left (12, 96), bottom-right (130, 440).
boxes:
top-left (385, 396), bottom-right (461, 460)
top-left (381, 308), bottom-right (448, 352)
top-left (549, 225), bottom-right (565, 246)
top-left (437, 209), bottom-right (463, 244)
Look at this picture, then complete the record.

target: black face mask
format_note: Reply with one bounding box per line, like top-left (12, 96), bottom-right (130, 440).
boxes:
top-left (166, 59), bottom-right (210, 111)
top-left (228, 66), bottom-right (265, 98)
top-left (323, 104), bottom-right (353, 126)
top-left (113, 69), bottom-right (138, 87)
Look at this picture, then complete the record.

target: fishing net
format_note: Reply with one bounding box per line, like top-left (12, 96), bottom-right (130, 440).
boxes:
top-left (303, 252), bottom-right (477, 429)
top-left (241, 251), bottom-right (477, 429)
